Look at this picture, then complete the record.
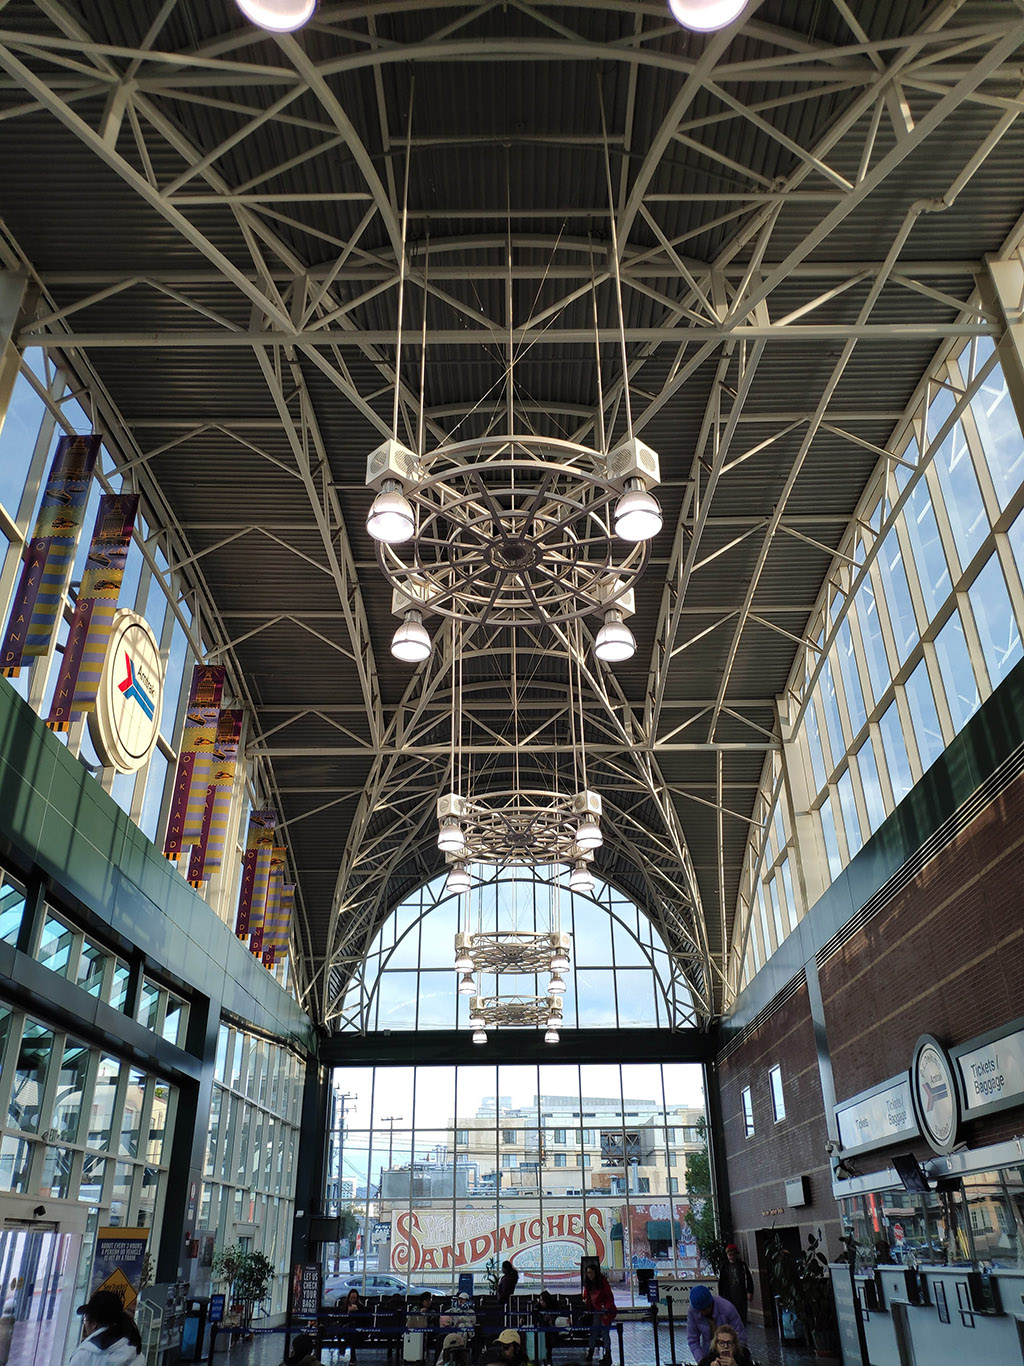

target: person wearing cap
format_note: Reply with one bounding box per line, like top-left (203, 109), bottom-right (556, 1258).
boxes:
top-left (478, 1327), bottom-right (529, 1366)
top-left (685, 1286), bottom-right (746, 1364)
top-left (281, 1333), bottom-right (324, 1366)
top-left (717, 1243), bottom-right (754, 1324)
top-left (437, 1330), bottom-right (470, 1366)
top-left (69, 1291), bottom-right (144, 1366)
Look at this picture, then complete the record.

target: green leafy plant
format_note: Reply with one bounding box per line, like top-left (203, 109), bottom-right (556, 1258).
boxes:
top-left (766, 1229), bottom-right (838, 1347)
top-left (484, 1256), bottom-right (500, 1296)
top-left (213, 1244), bottom-right (274, 1330)
top-left (683, 1117), bottom-right (726, 1276)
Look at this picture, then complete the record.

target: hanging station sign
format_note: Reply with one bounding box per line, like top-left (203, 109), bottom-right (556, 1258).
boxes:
top-left (953, 1017), bottom-right (1024, 1120)
top-left (89, 610), bottom-right (164, 773)
top-left (834, 1074), bottom-right (919, 1158)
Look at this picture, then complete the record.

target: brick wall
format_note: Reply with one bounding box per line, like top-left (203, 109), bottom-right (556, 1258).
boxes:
top-left (716, 982), bottom-right (837, 1319)
top-left (820, 770), bottom-right (1024, 1164)
top-left (713, 766), bottom-right (1024, 1311)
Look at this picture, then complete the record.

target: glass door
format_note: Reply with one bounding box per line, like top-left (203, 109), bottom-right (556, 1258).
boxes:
top-left (0, 1225), bottom-right (78, 1366)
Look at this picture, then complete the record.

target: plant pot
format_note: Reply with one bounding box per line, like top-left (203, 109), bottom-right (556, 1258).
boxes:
top-left (780, 1308), bottom-right (804, 1342)
top-left (811, 1325), bottom-right (840, 1357)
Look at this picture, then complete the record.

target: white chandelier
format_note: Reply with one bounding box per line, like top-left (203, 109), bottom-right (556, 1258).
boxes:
top-left (469, 993), bottom-right (564, 1045)
top-left (454, 929), bottom-right (571, 978)
top-left (368, 435), bottom-right (659, 658)
top-left (436, 789), bottom-right (602, 866)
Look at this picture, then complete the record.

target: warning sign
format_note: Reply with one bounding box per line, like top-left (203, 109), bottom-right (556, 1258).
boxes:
top-left (94, 1267), bottom-right (138, 1310)
top-left (89, 1228), bottom-right (149, 1309)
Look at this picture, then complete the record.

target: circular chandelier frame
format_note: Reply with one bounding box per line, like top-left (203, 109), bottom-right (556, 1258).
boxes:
top-left (440, 788), bottom-right (599, 866)
top-left (376, 435), bottom-right (650, 626)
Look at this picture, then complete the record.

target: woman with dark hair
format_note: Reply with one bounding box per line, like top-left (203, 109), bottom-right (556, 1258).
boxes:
top-left (582, 1265), bottom-right (616, 1366)
top-left (343, 1288), bottom-right (365, 1362)
top-left (496, 1262), bottom-right (519, 1318)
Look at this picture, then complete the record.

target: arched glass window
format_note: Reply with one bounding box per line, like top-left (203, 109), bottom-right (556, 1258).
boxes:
top-left (335, 867), bottom-right (694, 1034)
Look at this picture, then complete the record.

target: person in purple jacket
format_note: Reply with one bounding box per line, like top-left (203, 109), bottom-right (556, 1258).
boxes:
top-left (686, 1286), bottom-right (747, 1363)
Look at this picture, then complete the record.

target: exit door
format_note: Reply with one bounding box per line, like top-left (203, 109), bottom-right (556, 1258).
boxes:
top-left (0, 1224), bottom-right (78, 1366)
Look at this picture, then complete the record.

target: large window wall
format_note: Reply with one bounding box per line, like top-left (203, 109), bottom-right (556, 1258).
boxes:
top-left (0, 346), bottom-right (252, 933)
top-left (732, 253), bottom-right (1024, 995)
top-left (197, 1022), bottom-right (304, 1316)
top-left (335, 867), bottom-right (695, 1033)
top-left (326, 1061), bottom-right (706, 1300)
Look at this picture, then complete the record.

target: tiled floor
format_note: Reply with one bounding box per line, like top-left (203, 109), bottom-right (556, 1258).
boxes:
top-left (211, 1318), bottom-right (820, 1366)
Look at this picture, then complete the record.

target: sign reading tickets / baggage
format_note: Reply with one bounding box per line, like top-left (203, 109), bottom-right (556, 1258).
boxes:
top-left (834, 1075), bottom-right (919, 1157)
top-left (954, 1021), bottom-right (1024, 1118)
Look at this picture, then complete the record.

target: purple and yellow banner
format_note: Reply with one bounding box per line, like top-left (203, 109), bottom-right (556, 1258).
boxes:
top-left (263, 882), bottom-right (294, 969)
top-left (186, 708), bottom-right (243, 887)
top-left (46, 493), bottom-right (138, 729)
top-left (235, 809), bottom-right (276, 938)
top-left (163, 666), bottom-right (226, 860)
top-left (1, 434), bottom-right (100, 675)
top-left (248, 843), bottom-right (284, 956)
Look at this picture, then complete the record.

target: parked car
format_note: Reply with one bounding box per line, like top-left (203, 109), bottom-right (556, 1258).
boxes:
top-left (323, 1272), bottom-right (434, 1305)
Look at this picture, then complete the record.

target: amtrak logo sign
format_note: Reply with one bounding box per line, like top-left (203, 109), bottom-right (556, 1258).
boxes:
top-left (89, 610), bottom-right (164, 773)
top-left (911, 1035), bottom-right (960, 1155)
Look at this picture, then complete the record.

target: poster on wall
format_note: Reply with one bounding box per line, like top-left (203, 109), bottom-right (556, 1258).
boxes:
top-left (88, 1227), bottom-right (149, 1311)
top-left (390, 1206), bottom-right (611, 1284)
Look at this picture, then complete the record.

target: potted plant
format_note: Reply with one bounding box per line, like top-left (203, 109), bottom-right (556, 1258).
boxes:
top-left (213, 1244), bottom-right (274, 1332)
top-left (766, 1229), bottom-right (839, 1357)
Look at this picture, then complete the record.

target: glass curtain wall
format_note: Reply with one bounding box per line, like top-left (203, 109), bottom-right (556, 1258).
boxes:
top-left (0, 346), bottom-right (249, 931)
top-left (732, 269), bottom-right (1024, 994)
top-left (196, 1023), bottom-right (304, 1316)
top-left (335, 868), bottom-right (694, 1033)
top-left (326, 1062), bottom-right (705, 1304)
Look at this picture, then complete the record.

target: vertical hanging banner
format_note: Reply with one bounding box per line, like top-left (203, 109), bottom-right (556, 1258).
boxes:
top-left (235, 810), bottom-right (276, 938)
top-left (47, 493), bottom-right (139, 729)
top-left (163, 665), bottom-right (226, 861)
top-left (186, 708), bottom-right (243, 887)
top-left (1, 434), bottom-right (100, 675)
top-left (248, 843), bottom-right (284, 957)
top-left (263, 882), bottom-right (294, 970)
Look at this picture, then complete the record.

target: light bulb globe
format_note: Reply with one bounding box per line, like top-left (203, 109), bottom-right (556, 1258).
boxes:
top-left (544, 1029), bottom-right (560, 1044)
top-left (472, 1030), bottom-right (488, 1045)
top-left (614, 486), bottom-right (663, 542)
top-left (454, 950), bottom-right (474, 972)
top-left (576, 819), bottom-right (602, 852)
top-left (448, 864), bottom-right (472, 896)
top-left (550, 951), bottom-right (570, 972)
top-left (667, 0), bottom-right (748, 32)
top-left (367, 485), bottom-right (415, 543)
top-left (548, 974), bottom-right (566, 995)
top-left (458, 973), bottom-right (476, 996)
top-left (438, 819), bottom-right (465, 853)
top-left (594, 614), bottom-right (636, 663)
top-left (235, 0), bottom-right (316, 31)
top-left (569, 865), bottom-right (594, 894)
top-left (391, 612), bottom-right (431, 663)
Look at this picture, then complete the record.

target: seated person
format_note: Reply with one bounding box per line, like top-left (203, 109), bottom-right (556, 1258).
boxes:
top-left (698, 1326), bottom-right (753, 1366)
top-left (283, 1333), bottom-right (324, 1366)
top-left (479, 1327), bottom-right (529, 1366)
top-left (438, 1331), bottom-right (470, 1366)
top-left (686, 1287), bottom-right (747, 1364)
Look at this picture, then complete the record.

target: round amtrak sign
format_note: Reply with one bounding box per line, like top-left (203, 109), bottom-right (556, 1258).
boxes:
top-left (89, 610), bottom-right (164, 773)
top-left (911, 1034), bottom-right (960, 1155)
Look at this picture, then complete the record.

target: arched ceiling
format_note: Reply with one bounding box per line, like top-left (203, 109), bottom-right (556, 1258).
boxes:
top-left (1, 0), bottom-right (1023, 1026)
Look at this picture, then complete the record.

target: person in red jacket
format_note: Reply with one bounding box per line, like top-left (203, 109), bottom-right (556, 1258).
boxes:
top-left (582, 1265), bottom-right (616, 1366)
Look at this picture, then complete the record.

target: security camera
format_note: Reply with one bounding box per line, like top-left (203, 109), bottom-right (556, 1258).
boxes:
top-left (824, 1139), bottom-right (839, 1155)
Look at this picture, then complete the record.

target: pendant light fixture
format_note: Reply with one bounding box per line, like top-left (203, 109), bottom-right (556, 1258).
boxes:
top-left (235, 0), bottom-right (316, 32)
top-left (667, 0), bottom-right (747, 32)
